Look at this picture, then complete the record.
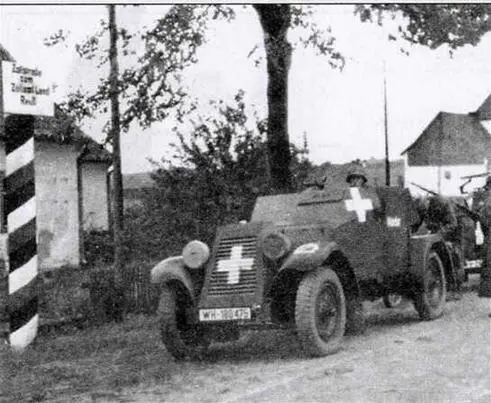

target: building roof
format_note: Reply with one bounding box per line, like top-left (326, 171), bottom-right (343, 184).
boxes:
top-left (3, 105), bottom-right (112, 163)
top-left (475, 94), bottom-right (491, 120)
top-left (79, 140), bottom-right (112, 163)
top-left (0, 43), bottom-right (15, 62)
top-left (401, 111), bottom-right (491, 166)
top-left (3, 109), bottom-right (112, 163)
top-left (33, 105), bottom-right (112, 163)
top-left (34, 105), bottom-right (87, 143)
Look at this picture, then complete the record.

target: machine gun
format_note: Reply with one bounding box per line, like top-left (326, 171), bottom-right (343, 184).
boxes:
top-left (410, 182), bottom-right (480, 222)
top-left (461, 173), bottom-right (488, 180)
top-left (460, 172), bottom-right (489, 194)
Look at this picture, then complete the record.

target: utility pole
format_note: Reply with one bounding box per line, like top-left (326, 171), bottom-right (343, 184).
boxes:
top-left (108, 5), bottom-right (125, 300)
top-left (383, 60), bottom-right (390, 186)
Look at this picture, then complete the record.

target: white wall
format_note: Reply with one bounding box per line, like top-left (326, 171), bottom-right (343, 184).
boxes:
top-left (81, 162), bottom-right (109, 231)
top-left (404, 156), bottom-right (488, 198)
top-left (35, 141), bottom-right (80, 271)
top-left (481, 120), bottom-right (491, 135)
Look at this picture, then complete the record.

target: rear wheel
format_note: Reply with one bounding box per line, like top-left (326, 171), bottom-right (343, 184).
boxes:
top-left (413, 251), bottom-right (447, 320)
top-left (158, 285), bottom-right (209, 360)
top-left (295, 267), bottom-right (346, 357)
top-left (383, 294), bottom-right (403, 308)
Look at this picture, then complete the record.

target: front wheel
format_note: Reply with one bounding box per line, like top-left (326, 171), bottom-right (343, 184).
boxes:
top-left (295, 267), bottom-right (346, 357)
top-left (158, 285), bottom-right (209, 360)
top-left (413, 251), bottom-right (447, 320)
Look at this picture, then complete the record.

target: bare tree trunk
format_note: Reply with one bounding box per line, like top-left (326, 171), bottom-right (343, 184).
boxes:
top-left (108, 5), bottom-right (125, 320)
top-left (253, 5), bottom-right (293, 194)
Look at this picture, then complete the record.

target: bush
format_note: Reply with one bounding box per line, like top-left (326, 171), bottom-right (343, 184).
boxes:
top-left (83, 230), bottom-right (114, 267)
top-left (122, 92), bottom-right (314, 262)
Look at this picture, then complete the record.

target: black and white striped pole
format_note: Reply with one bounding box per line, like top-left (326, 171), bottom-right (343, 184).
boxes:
top-left (4, 114), bottom-right (38, 351)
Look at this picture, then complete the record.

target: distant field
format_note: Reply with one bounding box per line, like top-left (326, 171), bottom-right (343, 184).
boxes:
top-left (123, 159), bottom-right (406, 192)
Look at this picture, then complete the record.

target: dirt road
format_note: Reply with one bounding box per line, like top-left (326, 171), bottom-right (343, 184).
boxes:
top-left (120, 279), bottom-right (490, 403)
top-left (2, 277), bottom-right (489, 403)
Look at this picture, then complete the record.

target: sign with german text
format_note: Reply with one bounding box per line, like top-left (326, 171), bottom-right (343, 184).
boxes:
top-left (2, 61), bottom-right (54, 116)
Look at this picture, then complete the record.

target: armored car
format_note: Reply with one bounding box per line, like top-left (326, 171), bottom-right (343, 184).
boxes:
top-left (151, 185), bottom-right (463, 359)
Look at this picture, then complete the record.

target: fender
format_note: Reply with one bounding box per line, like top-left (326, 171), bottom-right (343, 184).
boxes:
top-left (409, 233), bottom-right (447, 281)
top-left (150, 256), bottom-right (195, 302)
top-left (279, 241), bottom-right (340, 273)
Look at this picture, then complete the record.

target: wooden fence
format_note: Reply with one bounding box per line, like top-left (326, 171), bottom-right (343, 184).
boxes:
top-left (1, 262), bottom-right (161, 339)
top-left (122, 262), bottom-right (160, 315)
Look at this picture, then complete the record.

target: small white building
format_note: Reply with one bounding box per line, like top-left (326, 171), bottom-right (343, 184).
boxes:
top-left (0, 44), bottom-right (112, 271)
top-left (402, 95), bottom-right (491, 198)
top-left (0, 110), bottom-right (112, 271)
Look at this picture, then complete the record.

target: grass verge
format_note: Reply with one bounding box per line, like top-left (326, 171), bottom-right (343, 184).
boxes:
top-left (0, 314), bottom-right (172, 402)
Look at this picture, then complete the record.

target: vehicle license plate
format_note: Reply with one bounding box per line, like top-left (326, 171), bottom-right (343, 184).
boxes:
top-left (199, 307), bottom-right (251, 322)
top-left (464, 259), bottom-right (482, 269)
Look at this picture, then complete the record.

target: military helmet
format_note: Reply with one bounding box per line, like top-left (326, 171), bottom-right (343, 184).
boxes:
top-left (346, 165), bottom-right (368, 184)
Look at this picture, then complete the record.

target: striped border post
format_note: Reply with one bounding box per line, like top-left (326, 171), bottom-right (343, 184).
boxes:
top-left (4, 114), bottom-right (38, 351)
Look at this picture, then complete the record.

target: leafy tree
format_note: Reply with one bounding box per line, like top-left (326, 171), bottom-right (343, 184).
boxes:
top-left (251, 5), bottom-right (346, 192)
top-left (355, 4), bottom-right (490, 52)
top-left (46, 5), bottom-right (236, 132)
top-left (123, 91), bottom-right (313, 260)
top-left (49, 4), bottom-right (490, 195)
top-left (252, 5), bottom-right (293, 192)
top-left (46, 5), bottom-right (340, 194)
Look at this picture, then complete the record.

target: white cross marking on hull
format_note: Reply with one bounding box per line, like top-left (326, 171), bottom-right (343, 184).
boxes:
top-left (217, 245), bottom-right (254, 284)
top-left (344, 187), bottom-right (373, 223)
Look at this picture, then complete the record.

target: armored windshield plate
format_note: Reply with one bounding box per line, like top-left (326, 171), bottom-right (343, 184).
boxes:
top-left (298, 188), bottom-right (346, 205)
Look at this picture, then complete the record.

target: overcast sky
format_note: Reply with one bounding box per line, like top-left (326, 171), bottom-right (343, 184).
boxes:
top-left (1, 4), bottom-right (490, 173)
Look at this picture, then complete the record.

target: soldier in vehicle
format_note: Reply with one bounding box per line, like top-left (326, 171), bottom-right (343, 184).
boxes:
top-left (425, 195), bottom-right (459, 239)
top-left (345, 164), bottom-right (383, 221)
top-left (346, 165), bottom-right (368, 188)
top-left (474, 176), bottom-right (491, 308)
top-left (473, 176), bottom-right (491, 237)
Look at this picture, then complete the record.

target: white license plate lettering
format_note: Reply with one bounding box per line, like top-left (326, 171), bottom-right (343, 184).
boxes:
top-left (199, 307), bottom-right (251, 322)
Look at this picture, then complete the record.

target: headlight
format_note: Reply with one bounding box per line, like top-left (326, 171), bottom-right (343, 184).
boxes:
top-left (262, 232), bottom-right (291, 261)
top-left (182, 240), bottom-right (210, 269)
